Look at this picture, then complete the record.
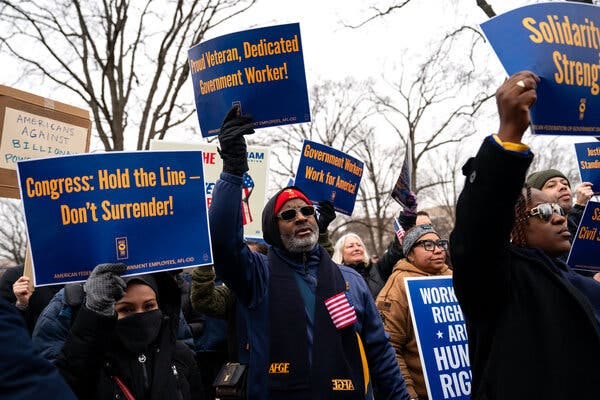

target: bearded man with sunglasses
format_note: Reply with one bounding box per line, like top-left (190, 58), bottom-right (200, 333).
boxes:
top-left (450, 71), bottom-right (600, 400)
top-left (208, 106), bottom-right (409, 400)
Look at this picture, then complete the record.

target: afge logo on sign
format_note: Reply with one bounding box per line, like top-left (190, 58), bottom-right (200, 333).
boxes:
top-left (116, 237), bottom-right (128, 260)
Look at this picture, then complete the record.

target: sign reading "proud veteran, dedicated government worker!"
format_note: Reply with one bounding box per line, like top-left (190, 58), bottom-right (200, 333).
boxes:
top-left (188, 23), bottom-right (310, 137)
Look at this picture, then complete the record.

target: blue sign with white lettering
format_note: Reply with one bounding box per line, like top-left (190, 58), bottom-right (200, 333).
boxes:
top-left (188, 23), bottom-right (311, 137)
top-left (294, 140), bottom-right (363, 216)
top-left (575, 142), bottom-right (600, 189)
top-left (17, 151), bottom-right (213, 286)
top-left (405, 276), bottom-right (471, 400)
top-left (481, 3), bottom-right (600, 135)
top-left (567, 200), bottom-right (600, 273)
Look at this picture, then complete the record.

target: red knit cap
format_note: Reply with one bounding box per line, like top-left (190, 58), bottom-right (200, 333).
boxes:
top-left (273, 188), bottom-right (312, 215)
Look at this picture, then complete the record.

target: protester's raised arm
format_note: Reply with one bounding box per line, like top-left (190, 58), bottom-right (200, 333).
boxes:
top-left (210, 106), bottom-right (266, 306)
top-left (450, 72), bottom-right (537, 320)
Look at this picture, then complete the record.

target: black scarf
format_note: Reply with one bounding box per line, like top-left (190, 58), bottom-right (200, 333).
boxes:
top-left (268, 246), bottom-right (365, 400)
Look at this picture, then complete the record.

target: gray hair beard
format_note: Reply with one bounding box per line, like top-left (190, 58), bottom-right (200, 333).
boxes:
top-left (280, 230), bottom-right (318, 253)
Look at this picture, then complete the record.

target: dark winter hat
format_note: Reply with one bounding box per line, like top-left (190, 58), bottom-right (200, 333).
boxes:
top-left (402, 224), bottom-right (439, 255)
top-left (526, 169), bottom-right (570, 190)
top-left (273, 188), bottom-right (311, 215)
top-left (124, 274), bottom-right (159, 300)
top-left (262, 186), bottom-right (311, 248)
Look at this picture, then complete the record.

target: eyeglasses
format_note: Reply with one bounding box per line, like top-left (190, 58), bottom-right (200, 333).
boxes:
top-left (527, 203), bottom-right (565, 223)
top-left (277, 205), bottom-right (315, 221)
top-left (413, 239), bottom-right (449, 252)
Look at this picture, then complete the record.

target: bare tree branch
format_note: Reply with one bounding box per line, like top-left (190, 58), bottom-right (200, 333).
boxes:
top-left (0, 0), bottom-right (258, 151)
top-left (343, 0), bottom-right (413, 29)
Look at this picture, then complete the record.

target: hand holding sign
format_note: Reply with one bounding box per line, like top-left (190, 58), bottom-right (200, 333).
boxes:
top-left (317, 200), bottom-right (336, 233)
top-left (575, 182), bottom-right (594, 206)
top-left (84, 263), bottom-right (127, 317)
top-left (13, 276), bottom-right (32, 308)
top-left (218, 106), bottom-right (254, 176)
top-left (497, 71), bottom-right (540, 143)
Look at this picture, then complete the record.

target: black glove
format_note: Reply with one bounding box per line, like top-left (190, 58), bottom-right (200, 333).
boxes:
top-left (218, 106), bottom-right (255, 176)
top-left (317, 200), bottom-right (336, 233)
top-left (84, 263), bottom-right (127, 317)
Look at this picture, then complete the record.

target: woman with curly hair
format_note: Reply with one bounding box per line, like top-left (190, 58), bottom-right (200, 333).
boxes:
top-left (450, 70), bottom-right (600, 399)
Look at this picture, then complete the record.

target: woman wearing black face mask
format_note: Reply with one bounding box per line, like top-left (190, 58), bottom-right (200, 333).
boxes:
top-left (56, 264), bottom-right (205, 400)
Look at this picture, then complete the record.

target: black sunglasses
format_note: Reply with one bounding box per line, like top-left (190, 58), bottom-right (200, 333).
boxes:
top-left (413, 239), bottom-right (449, 252)
top-left (277, 205), bottom-right (315, 221)
top-left (527, 203), bottom-right (564, 223)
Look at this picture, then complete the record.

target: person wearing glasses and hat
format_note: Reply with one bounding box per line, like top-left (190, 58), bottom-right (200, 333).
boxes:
top-left (208, 106), bottom-right (409, 400)
top-left (376, 224), bottom-right (452, 400)
top-left (450, 70), bottom-right (600, 399)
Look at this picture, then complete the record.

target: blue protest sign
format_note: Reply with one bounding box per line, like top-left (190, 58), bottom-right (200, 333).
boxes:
top-left (575, 142), bottom-right (600, 190)
top-left (188, 23), bottom-right (311, 137)
top-left (481, 3), bottom-right (600, 136)
top-left (567, 200), bottom-right (600, 273)
top-left (294, 140), bottom-right (363, 216)
top-left (405, 276), bottom-right (471, 400)
top-left (17, 151), bottom-right (213, 286)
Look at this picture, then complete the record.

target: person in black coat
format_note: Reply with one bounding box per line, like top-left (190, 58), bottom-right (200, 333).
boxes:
top-left (0, 295), bottom-right (77, 400)
top-left (56, 264), bottom-right (205, 400)
top-left (450, 70), bottom-right (600, 399)
top-left (0, 264), bottom-right (63, 334)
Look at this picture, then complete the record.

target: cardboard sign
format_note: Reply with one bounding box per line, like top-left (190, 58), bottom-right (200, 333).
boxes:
top-left (567, 200), bottom-right (600, 273)
top-left (188, 23), bottom-right (311, 137)
top-left (150, 139), bottom-right (269, 240)
top-left (17, 151), bottom-right (212, 286)
top-left (294, 140), bottom-right (363, 216)
top-left (405, 276), bottom-right (471, 400)
top-left (574, 142), bottom-right (600, 191)
top-left (0, 85), bottom-right (91, 198)
top-left (481, 2), bottom-right (600, 136)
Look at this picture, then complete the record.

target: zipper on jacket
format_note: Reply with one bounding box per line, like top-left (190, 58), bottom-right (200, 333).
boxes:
top-left (303, 252), bottom-right (308, 275)
top-left (172, 365), bottom-right (184, 400)
top-left (138, 353), bottom-right (149, 392)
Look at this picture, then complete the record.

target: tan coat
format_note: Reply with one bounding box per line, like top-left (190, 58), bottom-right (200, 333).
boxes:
top-left (376, 259), bottom-right (452, 399)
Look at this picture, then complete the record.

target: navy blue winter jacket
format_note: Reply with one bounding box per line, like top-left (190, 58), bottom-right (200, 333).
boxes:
top-left (210, 172), bottom-right (409, 400)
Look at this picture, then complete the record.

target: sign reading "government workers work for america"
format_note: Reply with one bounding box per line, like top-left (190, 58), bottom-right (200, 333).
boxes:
top-left (481, 2), bottom-right (600, 136)
top-left (17, 151), bottom-right (213, 286)
top-left (294, 140), bottom-right (363, 216)
top-left (188, 23), bottom-right (310, 137)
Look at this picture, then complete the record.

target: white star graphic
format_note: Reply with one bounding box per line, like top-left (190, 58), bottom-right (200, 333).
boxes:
top-left (436, 330), bottom-right (444, 339)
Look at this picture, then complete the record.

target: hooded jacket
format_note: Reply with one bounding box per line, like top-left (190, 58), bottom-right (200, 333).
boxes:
top-left (210, 172), bottom-right (409, 400)
top-left (376, 259), bottom-right (452, 399)
top-left (56, 272), bottom-right (204, 400)
top-left (32, 282), bottom-right (194, 364)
